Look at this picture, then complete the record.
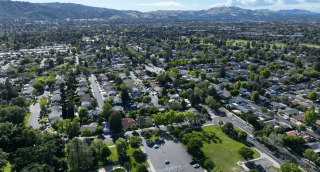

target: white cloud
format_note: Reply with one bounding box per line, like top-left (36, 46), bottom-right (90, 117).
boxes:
top-left (193, 4), bottom-right (200, 7)
top-left (139, 1), bottom-right (185, 7)
top-left (210, 0), bottom-right (317, 9)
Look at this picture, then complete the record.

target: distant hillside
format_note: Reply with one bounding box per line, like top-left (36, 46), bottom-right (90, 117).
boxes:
top-left (0, 1), bottom-right (319, 23)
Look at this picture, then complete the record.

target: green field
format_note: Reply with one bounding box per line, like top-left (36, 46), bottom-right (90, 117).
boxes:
top-left (108, 147), bottom-right (119, 162)
top-left (201, 126), bottom-right (260, 172)
top-left (24, 113), bottom-right (31, 127)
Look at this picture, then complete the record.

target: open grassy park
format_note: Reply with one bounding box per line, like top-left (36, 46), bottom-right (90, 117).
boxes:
top-left (200, 126), bottom-right (260, 172)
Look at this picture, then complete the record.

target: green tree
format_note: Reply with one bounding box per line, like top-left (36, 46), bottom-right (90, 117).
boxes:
top-left (230, 89), bottom-right (240, 97)
top-left (218, 120), bottom-right (224, 128)
top-left (116, 138), bottom-right (127, 155)
top-left (241, 82), bottom-right (248, 88)
top-left (308, 91), bottom-right (317, 101)
top-left (0, 148), bottom-right (9, 169)
top-left (303, 148), bottom-right (318, 162)
top-left (280, 163), bottom-right (301, 172)
top-left (219, 65), bottom-right (226, 78)
top-left (136, 164), bottom-right (148, 172)
top-left (205, 80), bottom-right (210, 88)
top-left (250, 73), bottom-right (255, 81)
top-left (223, 122), bottom-right (234, 133)
top-left (238, 131), bottom-right (247, 140)
top-left (238, 147), bottom-right (254, 161)
top-left (234, 81), bottom-right (241, 90)
top-left (124, 68), bottom-right (130, 76)
top-left (268, 132), bottom-right (284, 150)
top-left (124, 162), bottom-right (132, 171)
top-left (97, 117), bottom-right (103, 125)
top-left (67, 138), bottom-right (93, 171)
top-left (129, 136), bottom-right (142, 149)
top-left (131, 124), bottom-right (138, 131)
top-left (120, 88), bottom-right (129, 103)
top-left (109, 112), bottom-right (123, 133)
top-left (297, 124), bottom-right (307, 132)
top-left (204, 159), bottom-right (214, 170)
top-left (33, 79), bottom-right (45, 90)
top-left (304, 110), bottom-right (319, 127)
top-left (78, 107), bottom-right (88, 118)
top-left (152, 112), bottom-right (163, 126)
top-left (90, 98), bottom-right (98, 109)
top-left (200, 72), bottom-right (206, 81)
top-left (251, 91), bottom-right (259, 103)
top-left (101, 145), bottom-right (111, 163)
top-left (96, 125), bottom-right (104, 135)
top-left (259, 68), bottom-right (271, 79)
top-left (12, 96), bottom-right (27, 107)
top-left (82, 129), bottom-right (93, 137)
top-left (100, 102), bottom-right (114, 121)
top-left (143, 131), bottom-right (152, 141)
top-left (187, 136), bottom-right (203, 156)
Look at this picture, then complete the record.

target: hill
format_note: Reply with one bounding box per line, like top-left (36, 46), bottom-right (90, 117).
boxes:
top-left (0, 1), bottom-right (319, 23)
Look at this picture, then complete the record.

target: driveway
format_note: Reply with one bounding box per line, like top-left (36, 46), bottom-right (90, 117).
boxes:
top-left (141, 137), bottom-right (204, 172)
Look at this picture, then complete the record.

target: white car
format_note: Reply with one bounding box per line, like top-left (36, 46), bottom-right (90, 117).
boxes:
top-left (154, 145), bottom-right (159, 149)
top-left (193, 164), bottom-right (200, 168)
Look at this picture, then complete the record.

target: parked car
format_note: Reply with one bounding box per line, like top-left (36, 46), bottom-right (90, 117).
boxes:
top-left (165, 160), bottom-right (170, 164)
top-left (189, 160), bottom-right (197, 165)
top-left (154, 145), bottom-right (159, 149)
top-left (193, 164), bottom-right (200, 168)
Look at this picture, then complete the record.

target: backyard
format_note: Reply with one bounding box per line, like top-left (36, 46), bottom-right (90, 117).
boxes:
top-left (201, 126), bottom-right (260, 172)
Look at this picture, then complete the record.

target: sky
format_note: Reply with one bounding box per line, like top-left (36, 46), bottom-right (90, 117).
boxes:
top-left (13, 0), bottom-right (320, 12)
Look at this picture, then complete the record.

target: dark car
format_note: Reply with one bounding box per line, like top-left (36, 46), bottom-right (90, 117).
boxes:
top-left (189, 160), bottom-right (197, 165)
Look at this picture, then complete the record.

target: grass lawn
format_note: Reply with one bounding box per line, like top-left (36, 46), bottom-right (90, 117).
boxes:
top-left (113, 169), bottom-right (125, 172)
top-left (108, 147), bottom-right (119, 162)
top-left (29, 99), bottom-right (34, 105)
top-left (106, 142), bottom-right (115, 147)
top-left (148, 136), bottom-right (160, 141)
top-left (201, 126), bottom-right (260, 172)
top-left (1, 162), bottom-right (12, 172)
top-left (24, 113), bottom-right (31, 127)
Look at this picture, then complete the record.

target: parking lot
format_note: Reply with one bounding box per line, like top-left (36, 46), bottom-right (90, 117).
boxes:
top-left (141, 137), bottom-right (204, 172)
top-left (245, 158), bottom-right (276, 172)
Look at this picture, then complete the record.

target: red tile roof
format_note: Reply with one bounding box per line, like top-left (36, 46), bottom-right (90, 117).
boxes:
top-left (286, 130), bottom-right (298, 136)
top-left (122, 118), bottom-right (137, 128)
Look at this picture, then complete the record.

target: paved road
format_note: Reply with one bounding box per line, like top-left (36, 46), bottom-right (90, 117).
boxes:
top-left (39, 58), bottom-right (46, 67)
top-left (145, 64), bottom-right (164, 75)
top-left (89, 74), bottom-right (104, 111)
top-left (28, 90), bottom-right (49, 129)
top-left (0, 60), bottom-right (14, 71)
top-left (130, 71), bottom-right (159, 106)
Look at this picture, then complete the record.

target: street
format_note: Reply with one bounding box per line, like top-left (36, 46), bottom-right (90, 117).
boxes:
top-left (89, 74), bottom-right (104, 111)
top-left (28, 90), bottom-right (49, 129)
top-left (130, 71), bottom-right (159, 106)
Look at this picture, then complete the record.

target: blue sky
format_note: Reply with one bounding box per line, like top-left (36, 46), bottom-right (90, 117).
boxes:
top-left (14, 0), bottom-right (320, 12)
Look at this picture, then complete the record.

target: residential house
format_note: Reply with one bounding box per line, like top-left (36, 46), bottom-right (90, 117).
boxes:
top-left (280, 108), bottom-right (299, 116)
top-left (122, 118), bottom-right (137, 130)
top-left (101, 122), bottom-right (110, 134)
top-left (79, 122), bottom-right (98, 133)
top-left (264, 119), bottom-right (291, 130)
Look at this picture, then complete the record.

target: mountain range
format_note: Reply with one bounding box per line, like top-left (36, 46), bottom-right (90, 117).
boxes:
top-left (0, 1), bottom-right (319, 23)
